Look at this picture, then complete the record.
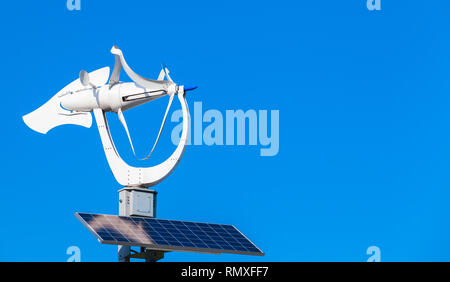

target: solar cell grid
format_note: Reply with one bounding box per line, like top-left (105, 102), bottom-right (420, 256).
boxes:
top-left (76, 212), bottom-right (263, 256)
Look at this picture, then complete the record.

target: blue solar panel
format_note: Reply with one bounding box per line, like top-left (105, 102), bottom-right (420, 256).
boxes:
top-left (75, 212), bottom-right (263, 256)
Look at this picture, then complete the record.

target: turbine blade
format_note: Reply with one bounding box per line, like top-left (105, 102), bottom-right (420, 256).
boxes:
top-left (111, 46), bottom-right (169, 89)
top-left (157, 69), bottom-right (165, 80)
top-left (109, 52), bottom-right (122, 89)
top-left (164, 67), bottom-right (173, 82)
top-left (117, 108), bottom-right (137, 156)
top-left (140, 94), bottom-right (174, 160)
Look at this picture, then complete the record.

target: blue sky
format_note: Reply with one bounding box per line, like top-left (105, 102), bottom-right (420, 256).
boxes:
top-left (1, 1), bottom-right (450, 261)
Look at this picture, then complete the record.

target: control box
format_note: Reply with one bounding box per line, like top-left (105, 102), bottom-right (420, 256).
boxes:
top-left (119, 188), bottom-right (157, 217)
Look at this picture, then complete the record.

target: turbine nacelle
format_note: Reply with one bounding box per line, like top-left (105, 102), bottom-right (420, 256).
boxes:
top-left (59, 81), bottom-right (176, 113)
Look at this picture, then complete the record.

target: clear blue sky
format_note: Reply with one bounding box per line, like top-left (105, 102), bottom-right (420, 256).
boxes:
top-left (1, 1), bottom-right (450, 261)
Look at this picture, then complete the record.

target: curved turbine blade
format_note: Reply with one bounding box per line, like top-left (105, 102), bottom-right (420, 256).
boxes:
top-left (157, 69), bottom-right (165, 81)
top-left (111, 46), bottom-right (170, 90)
top-left (140, 94), bottom-right (175, 160)
top-left (117, 108), bottom-right (137, 156)
top-left (109, 53), bottom-right (122, 89)
top-left (164, 67), bottom-right (173, 82)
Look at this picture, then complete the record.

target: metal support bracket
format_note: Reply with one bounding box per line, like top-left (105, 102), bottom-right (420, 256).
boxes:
top-left (129, 247), bottom-right (166, 262)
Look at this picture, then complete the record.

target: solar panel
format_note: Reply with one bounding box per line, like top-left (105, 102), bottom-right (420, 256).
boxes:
top-left (75, 212), bottom-right (264, 256)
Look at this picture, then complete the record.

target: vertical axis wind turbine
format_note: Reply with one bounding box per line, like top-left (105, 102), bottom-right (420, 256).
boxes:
top-left (23, 46), bottom-right (263, 262)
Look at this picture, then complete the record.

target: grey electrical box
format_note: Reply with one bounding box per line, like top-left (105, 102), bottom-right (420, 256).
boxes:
top-left (119, 188), bottom-right (157, 217)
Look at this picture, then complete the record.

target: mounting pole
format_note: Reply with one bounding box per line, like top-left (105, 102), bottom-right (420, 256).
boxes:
top-left (118, 187), bottom-right (161, 262)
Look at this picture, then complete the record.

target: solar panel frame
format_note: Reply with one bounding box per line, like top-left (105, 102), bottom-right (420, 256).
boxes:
top-left (75, 212), bottom-right (264, 256)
